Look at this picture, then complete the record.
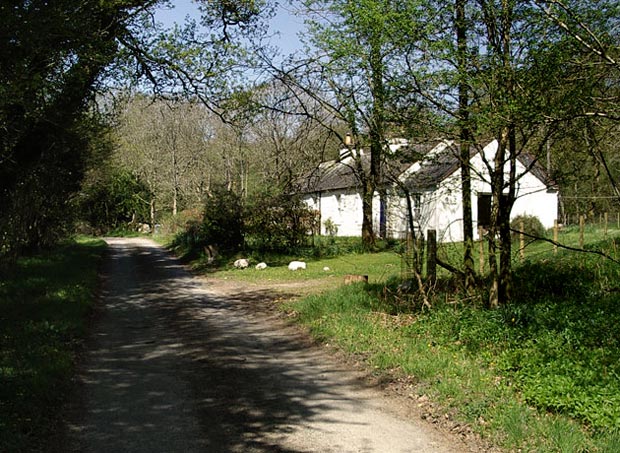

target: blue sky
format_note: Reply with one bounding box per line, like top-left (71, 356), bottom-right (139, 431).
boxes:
top-left (154, 1), bottom-right (304, 56)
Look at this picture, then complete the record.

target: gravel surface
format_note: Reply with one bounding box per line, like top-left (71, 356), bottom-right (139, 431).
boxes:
top-left (64, 237), bottom-right (476, 452)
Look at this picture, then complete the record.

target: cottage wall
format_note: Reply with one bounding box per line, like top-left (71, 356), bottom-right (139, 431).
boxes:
top-left (385, 190), bottom-right (409, 239)
top-left (421, 174), bottom-right (464, 242)
top-left (302, 189), bottom-right (365, 236)
top-left (301, 140), bottom-right (558, 243)
top-left (425, 143), bottom-right (558, 242)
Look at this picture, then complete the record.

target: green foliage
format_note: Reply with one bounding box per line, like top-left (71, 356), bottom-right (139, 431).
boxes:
top-left (0, 1), bottom-right (151, 259)
top-left (510, 214), bottom-right (546, 241)
top-left (170, 186), bottom-right (243, 259)
top-left (78, 169), bottom-right (152, 234)
top-left (245, 193), bottom-right (319, 252)
top-left (0, 238), bottom-right (105, 451)
top-left (282, 230), bottom-right (620, 450)
top-left (201, 187), bottom-right (244, 252)
top-left (323, 218), bottom-right (338, 236)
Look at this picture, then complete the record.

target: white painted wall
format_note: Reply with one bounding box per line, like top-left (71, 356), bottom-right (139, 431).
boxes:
top-left (302, 189), bottom-right (365, 236)
top-left (301, 140), bottom-right (558, 242)
top-left (421, 140), bottom-right (558, 242)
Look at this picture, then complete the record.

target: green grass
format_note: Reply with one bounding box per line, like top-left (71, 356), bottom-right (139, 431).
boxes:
top-left (207, 251), bottom-right (402, 284)
top-left (0, 238), bottom-right (106, 452)
top-left (167, 227), bottom-right (620, 451)
top-left (278, 230), bottom-right (620, 452)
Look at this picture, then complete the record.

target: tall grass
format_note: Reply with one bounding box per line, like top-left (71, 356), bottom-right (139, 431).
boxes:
top-left (0, 238), bottom-right (106, 452)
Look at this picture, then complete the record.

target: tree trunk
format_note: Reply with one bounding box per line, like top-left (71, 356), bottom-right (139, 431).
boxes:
top-left (172, 186), bottom-right (178, 217)
top-left (488, 134), bottom-right (506, 309)
top-left (361, 185), bottom-right (375, 248)
top-left (498, 127), bottom-right (517, 304)
top-left (456, 0), bottom-right (476, 291)
top-left (149, 198), bottom-right (156, 233)
top-left (361, 33), bottom-right (386, 250)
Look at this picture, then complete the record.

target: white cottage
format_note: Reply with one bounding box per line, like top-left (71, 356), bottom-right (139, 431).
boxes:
top-left (297, 139), bottom-right (558, 242)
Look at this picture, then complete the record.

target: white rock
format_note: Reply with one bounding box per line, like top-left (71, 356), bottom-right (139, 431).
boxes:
top-left (137, 223), bottom-right (151, 233)
top-left (323, 266), bottom-right (330, 271)
top-left (255, 262), bottom-right (268, 270)
top-left (233, 258), bottom-right (249, 269)
top-left (288, 260), bottom-right (307, 271)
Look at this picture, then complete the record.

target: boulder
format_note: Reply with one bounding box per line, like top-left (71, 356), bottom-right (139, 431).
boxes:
top-left (233, 258), bottom-right (249, 269)
top-left (255, 262), bottom-right (268, 270)
top-left (288, 261), bottom-right (306, 271)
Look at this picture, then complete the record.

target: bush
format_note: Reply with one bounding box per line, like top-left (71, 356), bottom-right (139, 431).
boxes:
top-left (201, 186), bottom-right (244, 252)
top-left (510, 214), bottom-right (546, 241)
top-left (244, 193), bottom-right (319, 253)
top-left (170, 186), bottom-right (243, 260)
top-left (78, 169), bottom-right (152, 234)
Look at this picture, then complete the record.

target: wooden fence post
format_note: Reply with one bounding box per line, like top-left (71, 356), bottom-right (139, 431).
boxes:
top-left (579, 215), bottom-right (585, 249)
top-left (553, 219), bottom-right (558, 254)
top-left (426, 230), bottom-right (437, 285)
top-left (519, 219), bottom-right (525, 262)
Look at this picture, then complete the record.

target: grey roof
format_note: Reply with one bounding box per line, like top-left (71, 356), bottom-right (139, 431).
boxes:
top-left (405, 141), bottom-right (558, 192)
top-left (295, 144), bottom-right (433, 194)
top-left (296, 140), bottom-right (557, 194)
top-left (405, 142), bottom-right (462, 191)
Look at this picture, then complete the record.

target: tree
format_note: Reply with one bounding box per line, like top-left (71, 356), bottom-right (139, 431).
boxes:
top-left (79, 168), bottom-right (152, 233)
top-left (246, 82), bottom-right (341, 192)
top-left (397, 0), bottom-right (605, 305)
top-left (455, 0), bottom-right (477, 291)
top-left (0, 0), bottom-right (146, 257)
top-left (0, 0), bottom-right (270, 258)
top-left (114, 95), bottom-right (215, 226)
top-left (532, 0), bottom-right (620, 212)
top-left (268, 0), bottom-right (422, 249)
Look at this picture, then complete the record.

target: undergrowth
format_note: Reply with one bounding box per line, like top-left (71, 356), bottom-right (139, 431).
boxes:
top-left (0, 238), bottom-right (106, 452)
top-left (287, 234), bottom-right (620, 451)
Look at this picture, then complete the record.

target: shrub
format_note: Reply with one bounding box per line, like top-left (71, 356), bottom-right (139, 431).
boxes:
top-left (244, 193), bottom-right (319, 253)
top-left (510, 214), bottom-right (546, 241)
top-left (201, 186), bottom-right (244, 252)
top-left (78, 169), bottom-right (152, 234)
top-left (169, 186), bottom-right (243, 259)
top-left (324, 218), bottom-right (338, 236)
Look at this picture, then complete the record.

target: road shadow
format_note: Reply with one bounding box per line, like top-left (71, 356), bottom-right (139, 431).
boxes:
top-left (64, 239), bottom-right (378, 453)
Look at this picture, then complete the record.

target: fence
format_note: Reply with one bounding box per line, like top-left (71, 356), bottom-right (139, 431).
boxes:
top-left (562, 211), bottom-right (620, 229)
top-left (401, 215), bottom-right (619, 281)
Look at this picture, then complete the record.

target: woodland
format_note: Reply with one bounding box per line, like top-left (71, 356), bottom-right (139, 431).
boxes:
top-left (2, 3), bottom-right (620, 450)
top-left (1, 0), bottom-right (619, 308)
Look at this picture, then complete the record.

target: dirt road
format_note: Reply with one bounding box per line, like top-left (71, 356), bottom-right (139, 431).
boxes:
top-left (65, 237), bottom-right (472, 452)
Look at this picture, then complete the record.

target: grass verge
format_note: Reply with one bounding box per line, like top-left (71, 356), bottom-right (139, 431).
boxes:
top-left (162, 227), bottom-right (620, 451)
top-left (284, 235), bottom-right (620, 452)
top-left (0, 238), bottom-right (106, 452)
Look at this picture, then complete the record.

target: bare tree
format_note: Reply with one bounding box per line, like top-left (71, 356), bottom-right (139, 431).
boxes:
top-left (114, 95), bottom-right (213, 224)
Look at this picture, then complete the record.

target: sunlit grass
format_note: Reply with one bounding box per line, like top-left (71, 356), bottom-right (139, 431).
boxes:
top-left (277, 229), bottom-right (620, 452)
top-left (208, 251), bottom-right (402, 284)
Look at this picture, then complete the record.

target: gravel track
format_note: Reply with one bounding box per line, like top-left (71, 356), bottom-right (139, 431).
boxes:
top-left (64, 237), bottom-right (472, 453)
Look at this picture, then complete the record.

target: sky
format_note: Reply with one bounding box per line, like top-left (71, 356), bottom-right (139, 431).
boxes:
top-left (154, 1), bottom-right (304, 57)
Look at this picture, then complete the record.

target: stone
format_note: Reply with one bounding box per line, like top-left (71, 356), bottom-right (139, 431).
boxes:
top-left (288, 261), bottom-right (306, 271)
top-left (233, 258), bottom-right (249, 269)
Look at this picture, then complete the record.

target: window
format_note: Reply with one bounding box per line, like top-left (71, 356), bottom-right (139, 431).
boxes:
top-left (477, 194), bottom-right (491, 228)
top-left (412, 193), bottom-right (422, 221)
